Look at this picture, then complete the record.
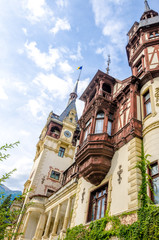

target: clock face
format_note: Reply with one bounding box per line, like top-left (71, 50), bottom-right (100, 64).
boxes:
top-left (64, 130), bottom-right (71, 138)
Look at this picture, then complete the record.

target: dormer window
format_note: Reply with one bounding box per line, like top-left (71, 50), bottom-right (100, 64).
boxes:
top-left (95, 111), bottom-right (104, 134)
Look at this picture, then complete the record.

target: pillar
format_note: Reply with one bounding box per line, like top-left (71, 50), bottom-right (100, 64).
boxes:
top-left (43, 209), bottom-right (53, 238)
top-left (62, 198), bottom-right (71, 233)
top-left (21, 211), bottom-right (31, 237)
top-left (51, 204), bottom-right (61, 236)
top-left (33, 213), bottom-right (46, 239)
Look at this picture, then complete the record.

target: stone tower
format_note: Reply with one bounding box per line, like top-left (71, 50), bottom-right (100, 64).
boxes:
top-left (126, 0), bottom-right (159, 204)
top-left (23, 79), bottom-right (80, 199)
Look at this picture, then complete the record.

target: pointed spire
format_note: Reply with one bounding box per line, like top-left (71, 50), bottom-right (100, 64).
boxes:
top-left (144, 0), bottom-right (150, 12)
top-left (72, 79), bottom-right (79, 95)
top-left (67, 79), bottom-right (79, 106)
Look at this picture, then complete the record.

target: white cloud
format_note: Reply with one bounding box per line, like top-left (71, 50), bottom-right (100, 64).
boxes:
top-left (50, 18), bottom-right (71, 35)
top-left (0, 86), bottom-right (8, 100)
top-left (59, 60), bottom-right (73, 73)
top-left (90, 0), bottom-right (126, 49)
top-left (17, 49), bottom-right (24, 54)
top-left (23, 0), bottom-right (53, 23)
top-left (25, 41), bottom-right (60, 70)
top-left (22, 27), bottom-right (27, 35)
top-left (14, 81), bottom-right (28, 95)
top-left (27, 99), bottom-right (44, 118)
top-left (20, 130), bottom-right (31, 136)
top-left (70, 42), bottom-right (83, 61)
top-left (56, 0), bottom-right (68, 8)
top-left (33, 73), bottom-right (71, 100)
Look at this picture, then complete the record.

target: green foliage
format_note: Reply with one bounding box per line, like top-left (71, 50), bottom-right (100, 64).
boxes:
top-left (0, 142), bottom-right (24, 240)
top-left (64, 142), bottom-right (159, 240)
top-left (0, 142), bottom-right (19, 185)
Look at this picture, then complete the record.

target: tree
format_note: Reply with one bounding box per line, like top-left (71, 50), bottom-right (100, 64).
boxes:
top-left (0, 142), bottom-right (23, 240)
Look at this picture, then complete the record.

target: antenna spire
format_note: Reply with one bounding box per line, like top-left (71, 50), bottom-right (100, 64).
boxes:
top-left (144, 0), bottom-right (150, 12)
top-left (106, 55), bottom-right (111, 75)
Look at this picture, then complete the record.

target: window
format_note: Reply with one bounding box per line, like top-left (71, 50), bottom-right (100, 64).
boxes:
top-left (83, 119), bottom-right (91, 141)
top-left (46, 189), bottom-right (54, 197)
top-left (95, 111), bottom-right (104, 134)
top-left (102, 83), bottom-right (111, 94)
top-left (143, 91), bottom-right (152, 117)
top-left (150, 162), bottom-right (159, 204)
top-left (50, 170), bottom-right (60, 180)
top-left (51, 126), bottom-right (60, 136)
top-left (136, 60), bottom-right (142, 73)
top-left (58, 147), bottom-right (65, 157)
top-left (107, 114), bottom-right (113, 136)
top-left (87, 184), bottom-right (108, 222)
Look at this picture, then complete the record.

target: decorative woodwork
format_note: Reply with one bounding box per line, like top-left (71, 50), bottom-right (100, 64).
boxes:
top-left (75, 70), bottom-right (142, 185)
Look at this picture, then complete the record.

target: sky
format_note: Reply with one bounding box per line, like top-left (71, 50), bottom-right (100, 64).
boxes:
top-left (0, 0), bottom-right (158, 191)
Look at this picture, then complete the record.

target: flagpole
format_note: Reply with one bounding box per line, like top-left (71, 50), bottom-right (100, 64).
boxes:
top-left (77, 66), bottom-right (83, 81)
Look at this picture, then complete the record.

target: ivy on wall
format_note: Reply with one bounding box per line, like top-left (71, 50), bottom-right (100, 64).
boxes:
top-left (64, 143), bottom-right (159, 240)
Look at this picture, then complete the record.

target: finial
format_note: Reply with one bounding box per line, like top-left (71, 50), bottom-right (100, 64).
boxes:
top-left (106, 55), bottom-right (111, 75)
top-left (144, 0), bottom-right (150, 12)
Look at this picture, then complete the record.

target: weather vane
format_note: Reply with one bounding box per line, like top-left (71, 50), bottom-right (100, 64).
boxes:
top-left (106, 54), bottom-right (111, 75)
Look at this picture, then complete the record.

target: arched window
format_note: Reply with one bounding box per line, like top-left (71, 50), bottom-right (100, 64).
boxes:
top-left (95, 111), bottom-right (104, 134)
top-left (102, 83), bottom-right (111, 93)
top-left (51, 126), bottom-right (60, 135)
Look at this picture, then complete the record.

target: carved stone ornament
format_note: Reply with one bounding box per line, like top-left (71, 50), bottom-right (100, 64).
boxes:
top-left (155, 88), bottom-right (159, 106)
top-left (117, 165), bottom-right (123, 184)
top-left (81, 188), bottom-right (85, 203)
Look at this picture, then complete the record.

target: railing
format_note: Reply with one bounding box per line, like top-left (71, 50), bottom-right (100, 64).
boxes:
top-left (62, 162), bottom-right (78, 186)
top-left (102, 90), bottom-right (112, 101)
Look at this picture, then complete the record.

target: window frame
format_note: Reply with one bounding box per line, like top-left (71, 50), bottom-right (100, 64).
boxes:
top-left (58, 147), bottom-right (65, 158)
top-left (141, 85), bottom-right (156, 122)
top-left (143, 91), bottom-right (152, 118)
top-left (149, 161), bottom-right (159, 204)
top-left (94, 111), bottom-right (105, 134)
top-left (83, 119), bottom-right (91, 141)
top-left (50, 170), bottom-right (61, 181)
top-left (87, 184), bottom-right (108, 222)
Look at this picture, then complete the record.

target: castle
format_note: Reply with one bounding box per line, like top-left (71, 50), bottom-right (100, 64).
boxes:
top-left (15, 1), bottom-right (159, 239)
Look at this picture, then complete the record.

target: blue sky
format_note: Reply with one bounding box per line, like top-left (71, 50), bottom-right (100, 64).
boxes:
top-left (0, 0), bottom-right (158, 191)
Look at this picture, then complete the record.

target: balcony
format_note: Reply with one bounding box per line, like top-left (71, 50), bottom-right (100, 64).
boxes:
top-left (62, 162), bottom-right (79, 186)
top-left (76, 133), bottom-right (114, 186)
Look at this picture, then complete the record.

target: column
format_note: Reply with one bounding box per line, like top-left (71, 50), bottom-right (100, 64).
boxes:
top-left (62, 198), bottom-right (71, 233)
top-left (33, 213), bottom-right (46, 239)
top-left (43, 209), bottom-right (53, 238)
top-left (21, 211), bottom-right (31, 237)
top-left (51, 204), bottom-right (61, 236)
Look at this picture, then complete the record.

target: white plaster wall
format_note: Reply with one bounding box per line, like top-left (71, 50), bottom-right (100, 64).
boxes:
top-left (108, 143), bottom-right (129, 215)
top-left (33, 146), bottom-right (73, 195)
top-left (144, 127), bottom-right (159, 162)
top-left (73, 178), bottom-right (92, 226)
